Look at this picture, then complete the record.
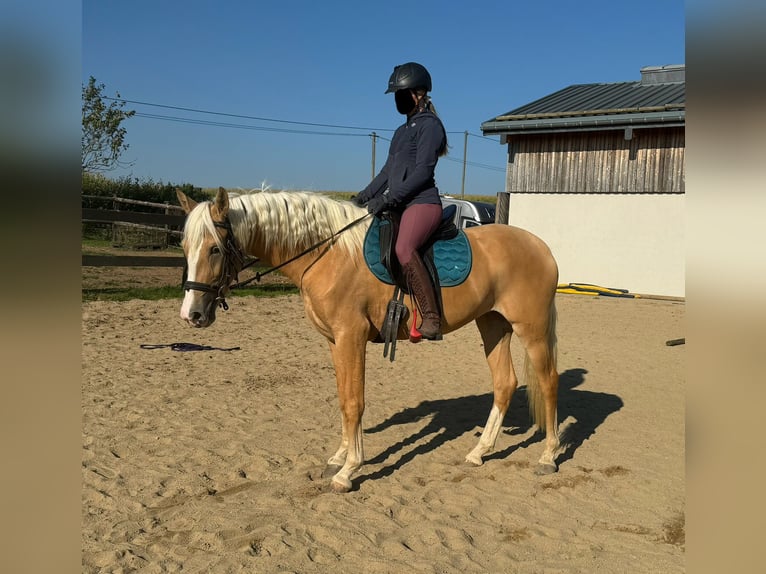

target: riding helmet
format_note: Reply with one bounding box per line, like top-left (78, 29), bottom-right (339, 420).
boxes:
top-left (385, 62), bottom-right (432, 93)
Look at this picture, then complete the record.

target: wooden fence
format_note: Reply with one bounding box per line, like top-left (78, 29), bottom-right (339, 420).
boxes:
top-left (82, 195), bottom-right (187, 268)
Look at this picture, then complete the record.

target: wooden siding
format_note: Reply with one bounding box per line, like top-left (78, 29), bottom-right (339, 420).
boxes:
top-left (506, 127), bottom-right (685, 193)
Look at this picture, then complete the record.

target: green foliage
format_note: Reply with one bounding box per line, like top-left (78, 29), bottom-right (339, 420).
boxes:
top-left (81, 173), bottom-right (206, 244)
top-left (82, 172), bottom-right (207, 207)
top-left (82, 77), bottom-right (136, 173)
top-left (319, 191), bottom-right (356, 202)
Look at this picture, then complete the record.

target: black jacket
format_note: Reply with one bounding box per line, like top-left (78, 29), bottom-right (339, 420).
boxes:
top-left (358, 110), bottom-right (446, 209)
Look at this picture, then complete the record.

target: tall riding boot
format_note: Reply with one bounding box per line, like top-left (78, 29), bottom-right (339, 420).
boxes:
top-left (403, 254), bottom-right (442, 340)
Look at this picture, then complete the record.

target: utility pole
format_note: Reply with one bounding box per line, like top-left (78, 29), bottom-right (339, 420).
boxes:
top-left (370, 132), bottom-right (377, 179)
top-left (460, 131), bottom-right (468, 199)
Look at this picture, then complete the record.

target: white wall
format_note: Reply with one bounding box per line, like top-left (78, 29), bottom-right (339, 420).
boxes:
top-left (507, 194), bottom-right (685, 297)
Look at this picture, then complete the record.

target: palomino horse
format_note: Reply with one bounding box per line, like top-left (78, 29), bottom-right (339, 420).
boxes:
top-left (176, 188), bottom-right (560, 493)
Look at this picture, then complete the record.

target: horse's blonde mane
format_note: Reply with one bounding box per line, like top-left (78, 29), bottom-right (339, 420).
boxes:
top-left (183, 191), bottom-right (369, 260)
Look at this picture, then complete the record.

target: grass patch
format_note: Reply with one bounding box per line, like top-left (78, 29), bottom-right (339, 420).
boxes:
top-left (83, 286), bottom-right (182, 302)
top-left (82, 283), bottom-right (298, 302)
top-left (81, 237), bottom-right (183, 254)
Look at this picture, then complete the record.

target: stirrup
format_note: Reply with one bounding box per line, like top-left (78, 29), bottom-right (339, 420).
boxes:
top-left (383, 288), bottom-right (407, 361)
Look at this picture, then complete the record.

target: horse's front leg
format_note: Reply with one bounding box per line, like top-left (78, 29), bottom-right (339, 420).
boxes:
top-left (322, 422), bottom-right (348, 478)
top-left (325, 334), bottom-right (367, 493)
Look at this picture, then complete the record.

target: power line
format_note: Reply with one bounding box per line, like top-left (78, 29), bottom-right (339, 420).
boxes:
top-left (355, 133), bottom-right (502, 171)
top-left (442, 155), bottom-right (506, 172)
top-left (468, 131), bottom-right (500, 142)
top-left (110, 97), bottom-right (502, 142)
top-left (133, 112), bottom-right (370, 137)
top-left (106, 96), bottom-right (394, 133)
top-left (110, 96), bottom-right (507, 173)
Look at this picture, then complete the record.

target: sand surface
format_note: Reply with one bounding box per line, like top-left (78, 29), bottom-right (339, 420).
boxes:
top-left (82, 293), bottom-right (684, 573)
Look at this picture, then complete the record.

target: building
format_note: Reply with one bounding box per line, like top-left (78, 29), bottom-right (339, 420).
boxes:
top-left (481, 65), bottom-right (685, 297)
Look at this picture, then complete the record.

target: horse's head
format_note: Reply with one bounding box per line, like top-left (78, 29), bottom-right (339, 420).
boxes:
top-left (177, 187), bottom-right (245, 328)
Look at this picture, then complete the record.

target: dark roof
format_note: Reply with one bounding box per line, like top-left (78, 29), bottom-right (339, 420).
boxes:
top-left (481, 65), bottom-right (685, 135)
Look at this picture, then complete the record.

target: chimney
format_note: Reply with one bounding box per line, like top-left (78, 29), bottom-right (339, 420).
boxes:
top-left (640, 64), bottom-right (685, 84)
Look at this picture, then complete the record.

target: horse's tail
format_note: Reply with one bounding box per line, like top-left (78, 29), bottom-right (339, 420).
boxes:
top-left (524, 299), bottom-right (558, 430)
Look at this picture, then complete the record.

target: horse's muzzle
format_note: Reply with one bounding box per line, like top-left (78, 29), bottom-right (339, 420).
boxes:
top-left (181, 291), bottom-right (217, 328)
top-left (186, 311), bottom-right (215, 328)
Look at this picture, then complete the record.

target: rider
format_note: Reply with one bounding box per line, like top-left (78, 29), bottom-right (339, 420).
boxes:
top-left (354, 62), bottom-right (448, 340)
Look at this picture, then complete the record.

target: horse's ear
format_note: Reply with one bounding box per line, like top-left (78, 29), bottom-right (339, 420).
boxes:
top-left (176, 188), bottom-right (197, 214)
top-left (213, 186), bottom-right (229, 219)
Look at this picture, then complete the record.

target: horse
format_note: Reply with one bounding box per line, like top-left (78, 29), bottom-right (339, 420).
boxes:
top-left (176, 187), bottom-right (560, 493)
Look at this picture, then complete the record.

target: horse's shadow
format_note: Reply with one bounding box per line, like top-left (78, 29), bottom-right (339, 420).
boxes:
top-left (356, 368), bottom-right (622, 485)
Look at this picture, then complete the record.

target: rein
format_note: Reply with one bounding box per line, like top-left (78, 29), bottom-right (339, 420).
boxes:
top-left (231, 212), bottom-right (372, 289)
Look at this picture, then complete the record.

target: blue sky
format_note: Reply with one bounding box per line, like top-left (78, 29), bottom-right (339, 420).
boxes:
top-left (82, 1), bottom-right (685, 195)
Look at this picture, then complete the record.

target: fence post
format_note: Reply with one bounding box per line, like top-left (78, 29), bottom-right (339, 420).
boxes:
top-left (460, 131), bottom-right (468, 199)
top-left (163, 202), bottom-right (170, 249)
top-left (111, 195), bottom-right (118, 245)
top-left (495, 191), bottom-right (510, 224)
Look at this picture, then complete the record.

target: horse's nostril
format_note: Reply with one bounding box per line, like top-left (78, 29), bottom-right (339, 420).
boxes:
top-left (190, 311), bottom-right (202, 324)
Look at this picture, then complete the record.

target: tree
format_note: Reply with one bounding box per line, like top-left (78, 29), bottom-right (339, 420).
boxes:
top-left (81, 76), bottom-right (135, 172)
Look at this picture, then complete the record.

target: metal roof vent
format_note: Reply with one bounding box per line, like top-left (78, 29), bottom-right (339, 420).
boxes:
top-left (640, 64), bottom-right (685, 84)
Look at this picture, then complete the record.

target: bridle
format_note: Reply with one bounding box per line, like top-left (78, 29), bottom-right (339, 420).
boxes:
top-left (182, 216), bottom-right (253, 311)
top-left (182, 207), bottom-right (372, 310)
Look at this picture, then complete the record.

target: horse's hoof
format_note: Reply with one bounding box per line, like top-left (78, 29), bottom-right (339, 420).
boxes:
top-left (322, 464), bottom-right (343, 479)
top-left (331, 478), bottom-right (352, 493)
top-left (464, 454), bottom-right (483, 467)
top-left (535, 462), bottom-right (558, 475)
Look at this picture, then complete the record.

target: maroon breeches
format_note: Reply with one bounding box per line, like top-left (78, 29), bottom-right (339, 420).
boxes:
top-left (395, 203), bottom-right (443, 265)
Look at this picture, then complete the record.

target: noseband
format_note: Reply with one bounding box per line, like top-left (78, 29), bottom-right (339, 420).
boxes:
top-left (182, 217), bottom-right (249, 311)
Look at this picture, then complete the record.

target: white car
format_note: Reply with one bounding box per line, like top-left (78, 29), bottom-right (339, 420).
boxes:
top-left (440, 196), bottom-right (496, 228)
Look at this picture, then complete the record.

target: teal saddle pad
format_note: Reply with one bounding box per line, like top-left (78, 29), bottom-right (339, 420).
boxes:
top-left (363, 216), bottom-right (472, 287)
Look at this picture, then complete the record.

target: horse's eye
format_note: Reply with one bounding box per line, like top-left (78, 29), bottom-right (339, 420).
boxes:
top-left (211, 246), bottom-right (221, 255)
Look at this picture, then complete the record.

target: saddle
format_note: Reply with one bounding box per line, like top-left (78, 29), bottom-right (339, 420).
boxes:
top-left (363, 205), bottom-right (472, 289)
top-left (362, 206), bottom-right (473, 360)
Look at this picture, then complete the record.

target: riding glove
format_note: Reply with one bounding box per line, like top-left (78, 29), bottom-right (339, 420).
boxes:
top-left (366, 194), bottom-right (390, 216)
top-left (351, 194), bottom-right (367, 207)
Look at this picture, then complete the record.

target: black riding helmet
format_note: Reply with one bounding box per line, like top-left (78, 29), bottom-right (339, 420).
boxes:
top-left (385, 62), bottom-right (432, 93)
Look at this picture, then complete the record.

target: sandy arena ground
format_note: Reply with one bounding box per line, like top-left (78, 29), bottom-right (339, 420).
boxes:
top-left (82, 292), bottom-right (684, 573)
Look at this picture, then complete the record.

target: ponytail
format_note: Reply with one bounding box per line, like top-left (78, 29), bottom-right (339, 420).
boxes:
top-left (422, 95), bottom-right (449, 157)
top-left (414, 89), bottom-right (449, 158)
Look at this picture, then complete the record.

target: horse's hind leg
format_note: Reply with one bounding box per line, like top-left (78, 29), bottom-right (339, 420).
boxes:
top-left (466, 312), bottom-right (517, 466)
top-left (516, 309), bottom-right (560, 474)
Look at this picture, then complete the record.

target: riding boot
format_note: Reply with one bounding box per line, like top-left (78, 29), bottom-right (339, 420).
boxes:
top-left (403, 254), bottom-right (442, 340)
